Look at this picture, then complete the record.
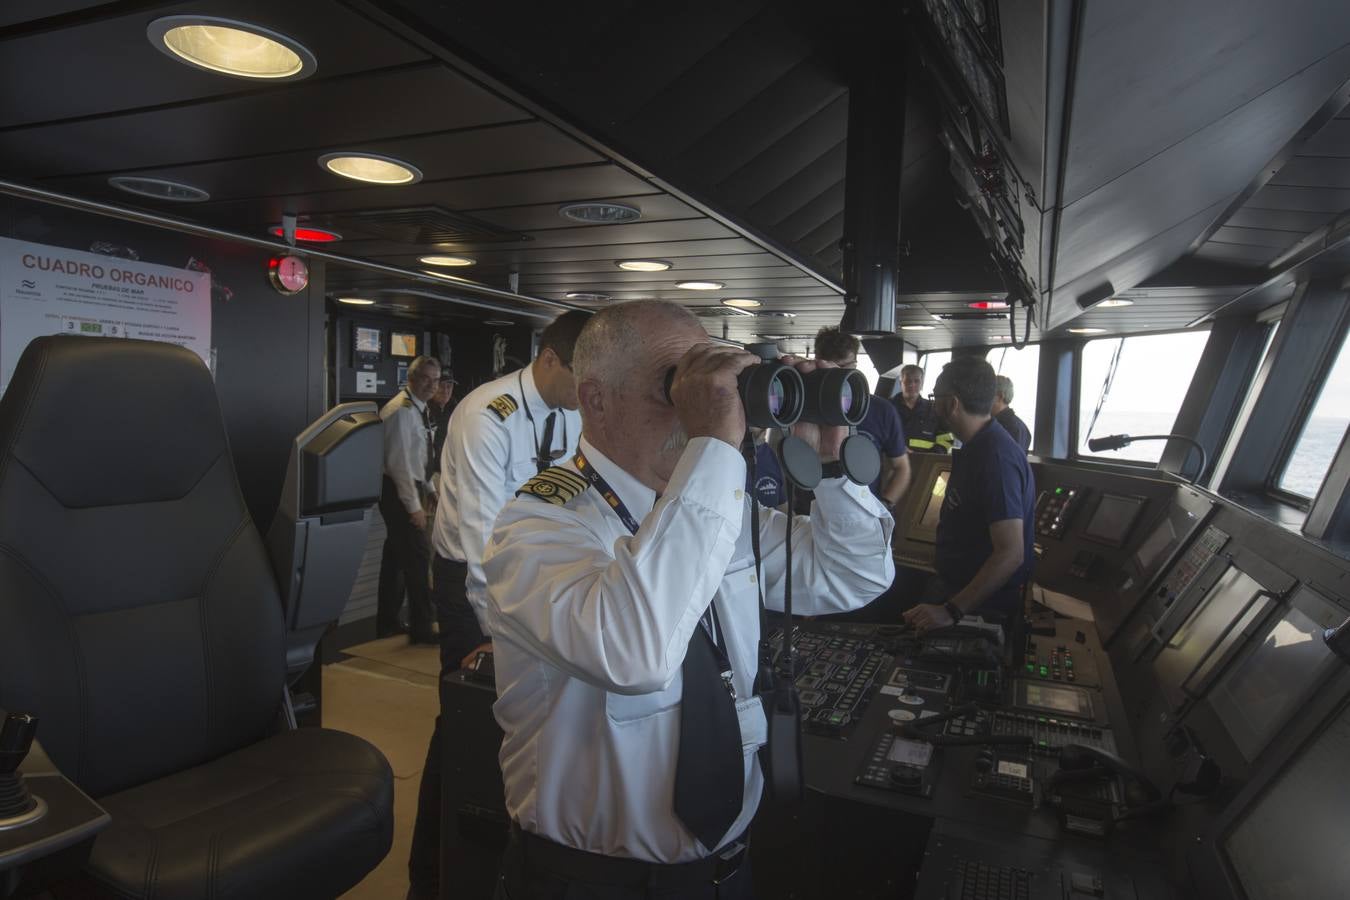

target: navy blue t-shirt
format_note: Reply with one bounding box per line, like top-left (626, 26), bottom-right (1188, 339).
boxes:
top-left (855, 395), bottom-right (907, 497)
top-left (935, 419), bottom-right (1036, 613)
top-left (749, 441), bottom-right (786, 507)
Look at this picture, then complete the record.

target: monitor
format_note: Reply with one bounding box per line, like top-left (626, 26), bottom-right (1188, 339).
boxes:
top-left (1224, 701), bottom-right (1350, 898)
top-left (1208, 587), bottom-right (1347, 762)
top-left (353, 325), bottom-right (382, 361)
top-left (390, 331), bottom-right (418, 358)
top-left (909, 467), bottom-right (951, 544)
top-left (1082, 492), bottom-right (1147, 547)
top-left (1134, 514), bottom-right (1178, 575)
top-left (1153, 565), bottom-right (1265, 705)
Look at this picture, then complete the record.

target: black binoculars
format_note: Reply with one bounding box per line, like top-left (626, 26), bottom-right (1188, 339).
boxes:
top-left (663, 345), bottom-right (870, 430)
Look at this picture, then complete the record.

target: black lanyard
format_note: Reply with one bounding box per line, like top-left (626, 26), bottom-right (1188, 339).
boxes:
top-left (519, 370), bottom-right (567, 472)
top-left (572, 449), bottom-right (735, 694)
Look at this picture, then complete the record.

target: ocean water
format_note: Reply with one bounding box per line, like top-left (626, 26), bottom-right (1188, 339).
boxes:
top-left (1082, 413), bottom-right (1349, 497)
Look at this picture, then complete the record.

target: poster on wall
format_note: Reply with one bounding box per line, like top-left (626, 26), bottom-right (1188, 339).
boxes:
top-left (0, 237), bottom-right (211, 395)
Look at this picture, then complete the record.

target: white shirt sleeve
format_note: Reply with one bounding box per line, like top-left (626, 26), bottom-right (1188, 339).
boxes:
top-left (383, 407), bottom-right (424, 514)
top-left (448, 408), bottom-right (513, 618)
top-left (754, 477), bottom-right (895, 616)
top-left (484, 437), bottom-right (746, 695)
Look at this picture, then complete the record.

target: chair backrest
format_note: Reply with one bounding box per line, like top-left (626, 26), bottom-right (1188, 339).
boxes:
top-left (0, 336), bottom-right (285, 798)
top-left (266, 401), bottom-right (383, 682)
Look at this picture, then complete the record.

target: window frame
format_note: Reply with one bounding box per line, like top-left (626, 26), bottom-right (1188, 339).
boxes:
top-left (1265, 323), bottom-right (1350, 508)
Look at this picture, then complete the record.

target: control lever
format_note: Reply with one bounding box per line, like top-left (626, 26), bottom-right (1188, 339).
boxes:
top-left (0, 712), bottom-right (40, 823)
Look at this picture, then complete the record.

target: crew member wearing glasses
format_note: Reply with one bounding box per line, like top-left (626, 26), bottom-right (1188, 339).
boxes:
top-left (408, 310), bottom-right (589, 900)
top-left (903, 357), bottom-right (1035, 633)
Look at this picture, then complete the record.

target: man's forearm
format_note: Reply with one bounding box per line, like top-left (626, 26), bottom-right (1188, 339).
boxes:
top-left (949, 549), bottom-right (1021, 613)
top-left (881, 463), bottom-right (911, 507)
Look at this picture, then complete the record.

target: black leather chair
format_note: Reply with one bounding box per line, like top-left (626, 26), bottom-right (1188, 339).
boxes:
top-left (0, 336), bottom-right (393, 899)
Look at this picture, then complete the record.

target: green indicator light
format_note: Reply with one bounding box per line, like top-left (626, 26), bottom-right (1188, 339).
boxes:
top-left (1025, 663), bottom-right (1035, 673)
top-left (1039, 666), bottom-right (1049, 677)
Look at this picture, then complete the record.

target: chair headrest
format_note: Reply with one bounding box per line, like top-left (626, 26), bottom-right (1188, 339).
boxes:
top-left (0, 336), bottom-right (229, 508)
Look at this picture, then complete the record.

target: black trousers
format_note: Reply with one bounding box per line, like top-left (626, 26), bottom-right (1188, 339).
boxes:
top-left (408, 554), bottom-right (489, 893)
top-left (377, 478), bottom-right (435, 640)
top-left (494, 830), bottom-right (753, 900)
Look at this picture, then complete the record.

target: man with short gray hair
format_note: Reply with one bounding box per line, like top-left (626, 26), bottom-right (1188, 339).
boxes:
top-left (992, 374), bottom-right (1031, 451)
top-left (483, 300), bottom-right (894, 898)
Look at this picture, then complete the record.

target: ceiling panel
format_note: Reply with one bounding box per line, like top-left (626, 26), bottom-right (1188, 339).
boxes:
top-left (0, 1), bottom-right (114, 27)
top-left (0, 0), bottom-right (426, 128)
top-left (1208, 225), bottom-right (1301, 249)
top-left (467, 194), bottom-right (695, 232)
top-left (1225, 206), bottom-right (1337, 232)
top-left (1244, 183), bottom-right (1350, 212)
top-left (0, 65), bottom-right (528, 177)
top-left (1271, 154), bottom-right (1350, 188)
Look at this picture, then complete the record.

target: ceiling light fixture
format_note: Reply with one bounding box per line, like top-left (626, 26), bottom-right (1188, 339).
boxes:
top-left (335, 297), bottom-right (375, 306)
top-left (484, 319), bottom-right (514, 327)
top-left (269, 225), bottom-right (341, 242)
top-left (721, 298), bottom-right (762, 309)
top-left (565, 291), bottom-right (611, 302)
top-left (319, 152), bottom-right (422, 185)
top-left (1095, 298), bottom-right (1134, 308)
top-left (1068, 327), bottom-right (1107, 335)
top-left (418, 255), bottom-right (475, 267)
top-left (968, 300), bottom-right (1009, 310)
top-left (900, 324), bottom-right (936, 331)
top-left (147, 16), bottom-right (316, 81)
top-left (676, 281), bottom-right (724, 291)
top-left (558, 202), bottom-right (642, 224)
top-left (108, 175), bottom-right (209, 202)
top-left (616, 259), bottom-right (672, 272)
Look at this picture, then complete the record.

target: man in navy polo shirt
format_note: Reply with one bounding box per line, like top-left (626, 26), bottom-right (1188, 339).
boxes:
top-left (903, 357), bottom-right (1035, 632)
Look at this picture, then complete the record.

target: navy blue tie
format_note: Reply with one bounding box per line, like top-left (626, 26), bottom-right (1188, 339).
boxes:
top-left (673, 621), bottom-right (744, 851)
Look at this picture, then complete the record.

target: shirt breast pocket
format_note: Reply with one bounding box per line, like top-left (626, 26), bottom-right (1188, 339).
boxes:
top-left (605, 674), bottom-right (682, 725)
top-left (510, 459), bottom-right (537, 490)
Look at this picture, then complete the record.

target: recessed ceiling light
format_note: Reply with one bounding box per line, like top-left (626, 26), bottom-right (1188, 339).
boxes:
top-left (147, 16), bottom-right (315, 81)
top-left (335, 297), bottom-right (374, 306)
top-left (558, 202), bottom-right (642, 224)
top-left (565, 291), bottom-right (611, 301)
top-left (269, 225), bottom-right (341, 243)
top-left (1096, 298), bottom-right (1134, 308)
top-left (319, 152), bottom-right (422, 185)
top-left (989, 335), bottom-right (1011, 341)
top-left (418, 255), bottom-right (475, 267)
top-left (108, 175), bottom-right (209, 202)
top-left (722, 298), bottom-right (762, 309)
top-left (677, 281), bottom-right (724, 291)
top-left (900, 324), bottom-right (936, 331)
top-left (758, 334), bottom-right (791, 340)
top-left (756, 311), bottom-right (796, 318)
top-left (484, 319), bottom-right (514, 327)
top-left (616, 259), bottom-right (672, 272)
top-left (968, 300), bottom-right (1009, 310)
top-left (1068, 327), bottom-right (1107, 334)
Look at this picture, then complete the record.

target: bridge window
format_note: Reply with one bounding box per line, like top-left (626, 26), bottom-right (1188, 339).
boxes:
top-left (918, 350), bottom-right (952, 386)
top-left (1276, 331), bottom-right (1350, 498)
top-left (1078, 330), bottom-right (1210, 463)
top-left (987, 344), bottom-right (1040, 445)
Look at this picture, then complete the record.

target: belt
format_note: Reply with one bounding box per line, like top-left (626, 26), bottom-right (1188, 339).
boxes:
top-left (513, 825), bottom-right (748, 889)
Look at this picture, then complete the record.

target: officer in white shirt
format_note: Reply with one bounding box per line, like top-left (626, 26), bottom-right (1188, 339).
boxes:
top-left (483, 301), bottom-right (895, 899)
top-left (407, 311), bottom-right (587, 900)
top-left (376, 354), bottom-right (440, 644)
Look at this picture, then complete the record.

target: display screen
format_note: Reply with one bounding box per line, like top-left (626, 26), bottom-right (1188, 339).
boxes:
top-left (1153, 566), bottom-right (1263, 700)
top-left (390, 331), bottom-right (417, 358)
top-left (1018, 682), bottom-right (1092, 719)
top-left (910, 468), bottom-right (951, 544)
top-left (1209, 588), bottom-right (1344, 762)
top-left (354, 326), bottom-right (381, 356)
top-left (1083, 493), bottom-right (1146, 546)
top-left (1225, 701), bottom-right (1350, 898)
top-left (887, 738), bottom-right (934, 768)
top-left (1134, 515), bottom-right (1178, 574)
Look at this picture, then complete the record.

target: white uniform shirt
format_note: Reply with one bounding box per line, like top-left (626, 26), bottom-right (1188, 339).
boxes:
top-left (432, 366), bottom-right (580, 622)
top-left (483, 436), bottom-right (895, 863)
top-left (379, 389), bottom-right (432, 514)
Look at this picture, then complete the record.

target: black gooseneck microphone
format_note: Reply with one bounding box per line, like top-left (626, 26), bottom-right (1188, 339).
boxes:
top-left (1086, 433), bottom-right (1208, 484)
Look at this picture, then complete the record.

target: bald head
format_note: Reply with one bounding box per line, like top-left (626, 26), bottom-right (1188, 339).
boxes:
top-left (573, 300), bottom-right (711, 491)
top-left (574, 300), bottom-right (703, 387)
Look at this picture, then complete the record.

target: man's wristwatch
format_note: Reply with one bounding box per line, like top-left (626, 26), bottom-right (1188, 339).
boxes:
top-left (942, 601), bottom-right (964, 624)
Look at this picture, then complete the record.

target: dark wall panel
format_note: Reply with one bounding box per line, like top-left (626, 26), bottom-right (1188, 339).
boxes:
top-left (1, 199), bottom-right (323, 528)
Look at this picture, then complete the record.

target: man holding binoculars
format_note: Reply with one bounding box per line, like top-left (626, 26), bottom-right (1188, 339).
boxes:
top-left (481, 300), bottom-right (894, 899)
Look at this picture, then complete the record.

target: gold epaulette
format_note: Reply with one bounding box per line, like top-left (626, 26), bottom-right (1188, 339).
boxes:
top-left (487, 393), bottom-right (518, 421)
top-left (516, 467), bottom-right (588, 506)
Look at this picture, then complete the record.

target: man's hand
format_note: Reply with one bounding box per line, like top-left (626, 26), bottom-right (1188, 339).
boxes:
top-left (410, 509), bottom-right (428, 530)
top-left (669, 343), bottom-right (759, 448)
top-left (782, 355), bottom-right (848, 461)
top-left (902, 603), bottom-right (955, 634)
top-left (460, 641), bottom-right (493, 672)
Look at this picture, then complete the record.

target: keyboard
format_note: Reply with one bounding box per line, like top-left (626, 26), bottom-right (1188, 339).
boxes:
top-left (949, 858), bottom-right (1033, 900)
